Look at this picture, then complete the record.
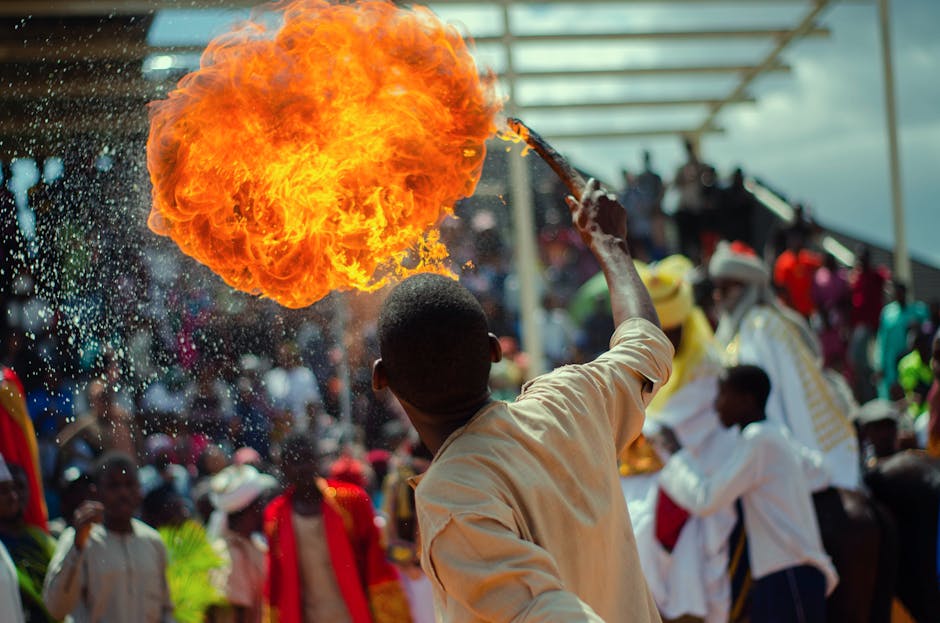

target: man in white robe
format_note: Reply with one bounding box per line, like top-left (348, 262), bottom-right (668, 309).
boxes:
top-left (708, 241), bottom-right (859, 490)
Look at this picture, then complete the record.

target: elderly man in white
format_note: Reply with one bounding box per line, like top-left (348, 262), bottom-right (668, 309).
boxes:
top-left (708, 241), bottom-right (859, 490)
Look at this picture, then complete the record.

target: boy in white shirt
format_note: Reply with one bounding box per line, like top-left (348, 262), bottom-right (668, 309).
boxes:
top-left (655, 364), bottom-right (838, 623)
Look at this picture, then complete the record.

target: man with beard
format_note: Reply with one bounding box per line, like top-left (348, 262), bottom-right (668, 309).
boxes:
top-left (42, 452), bottom-right (175, 622)
top-left (708, 241), bottom-right (859, 490)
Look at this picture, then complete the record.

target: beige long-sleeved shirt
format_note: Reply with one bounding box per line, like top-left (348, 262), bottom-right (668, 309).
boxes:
top-left (414, 318), bottom-right (673, 623)
top-left (42, 519), bottom-right (175, 623)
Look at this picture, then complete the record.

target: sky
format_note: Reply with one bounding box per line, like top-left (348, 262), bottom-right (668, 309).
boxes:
top-left (142, 1), bottom-right (940, 265)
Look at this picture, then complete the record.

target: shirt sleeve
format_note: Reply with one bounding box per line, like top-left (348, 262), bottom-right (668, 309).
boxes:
top-left (659, 434), bottom-right (766, 516)
top-left (156, 539), bottom-right (177, 623)
top-left (425, 512), bottom-right (606, 623)
top-left (519, 318), bottom-right (673, 452)
top-left (789, 436), bottom-right (830, 492)
top-left (42, 527), bottom-right (85, 620)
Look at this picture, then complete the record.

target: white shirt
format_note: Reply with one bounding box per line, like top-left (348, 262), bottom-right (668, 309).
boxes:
top-left (727, 305), bottom-right (859, 490)
top-left (659, 420), bottom-right (839, 594)
top-left (42, 519), bottom-right (175, 623)
top-left (0, 541), bottom-right (25, 623)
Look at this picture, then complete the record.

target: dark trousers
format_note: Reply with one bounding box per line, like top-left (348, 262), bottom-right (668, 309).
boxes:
top-left (751, 565), bottom-right (827, 623)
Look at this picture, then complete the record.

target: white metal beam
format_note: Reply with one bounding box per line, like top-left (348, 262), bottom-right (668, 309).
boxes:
top-left (519, 96), bottom-right (753, 112)
top-left (543, 126), bottom-right (724, 140)
top-left (0, 43), bottom-right (202, 63)
top-left (474, 27), bottom-right (828, 45)
top-left (501, 1), bottom-right (546, 378)
top-left (507, 63), bottom-right (790, 80)
top-left (877, 0), bottom-right (911, 286)
top-left (694, 0), bottom-right (834, 136)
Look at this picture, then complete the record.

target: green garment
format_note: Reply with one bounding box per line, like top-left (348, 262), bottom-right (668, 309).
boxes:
top-left (899, 350), bottom-right (934, 414)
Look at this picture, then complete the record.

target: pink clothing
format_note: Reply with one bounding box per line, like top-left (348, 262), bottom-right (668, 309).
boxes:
top-left (812, 267), bottom-right (849, 326)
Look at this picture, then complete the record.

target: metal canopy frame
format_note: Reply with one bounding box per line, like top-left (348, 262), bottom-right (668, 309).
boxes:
top-left (0, 0), bottom-right (837, 144)
top-left (474, 0), bottom-right (837, 143)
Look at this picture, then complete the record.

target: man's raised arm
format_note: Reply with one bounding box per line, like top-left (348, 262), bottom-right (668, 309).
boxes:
top-left (565, 178), bottom-right (660, 329)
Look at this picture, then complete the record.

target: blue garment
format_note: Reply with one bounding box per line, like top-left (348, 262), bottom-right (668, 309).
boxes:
top-left (751, 564), bottom-right (826, 623)
top-left (876, 300), bottom-right (928, 397)
top-left (26, 388), bottom-right (73, 437)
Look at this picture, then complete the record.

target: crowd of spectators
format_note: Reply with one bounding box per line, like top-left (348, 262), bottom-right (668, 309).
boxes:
top-left (0, 141), bottom-right (937, 621)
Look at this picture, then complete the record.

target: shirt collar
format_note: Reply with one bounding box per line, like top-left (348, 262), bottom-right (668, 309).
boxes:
top-left (408, 401), bottom-right (503, 490)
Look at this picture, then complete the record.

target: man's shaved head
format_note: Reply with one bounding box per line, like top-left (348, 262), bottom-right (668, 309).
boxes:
top-left (378, 274), bottom-right (493, 412)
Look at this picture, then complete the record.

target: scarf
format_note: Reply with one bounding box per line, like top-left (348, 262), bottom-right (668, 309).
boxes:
top-left (264, 480), bottom-right (412, 623)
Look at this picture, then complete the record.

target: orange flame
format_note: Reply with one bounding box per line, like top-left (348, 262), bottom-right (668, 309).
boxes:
top-left (147, 0), bottom-right (500, 308)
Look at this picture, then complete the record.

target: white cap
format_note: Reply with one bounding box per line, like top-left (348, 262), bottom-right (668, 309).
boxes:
top-left (854, 399), bottom-right (901, 426)
top-left (209, 465), bottom-right (277, 514)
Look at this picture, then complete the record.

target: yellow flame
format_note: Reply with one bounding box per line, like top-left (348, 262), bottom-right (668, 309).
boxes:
top-left (147, 0), bottom-right (501, 308)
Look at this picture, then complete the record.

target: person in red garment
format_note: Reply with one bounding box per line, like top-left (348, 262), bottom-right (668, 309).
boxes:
top-left (773, 234), bottom-right (822, 319)
top-left (264, 432), bottom-right (411, 623)
top-left (0, 367), bottom-right (46, 532)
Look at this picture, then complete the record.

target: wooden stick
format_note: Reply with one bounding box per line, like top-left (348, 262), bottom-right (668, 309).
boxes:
top-left (506, 117), bottom-right (587, 201)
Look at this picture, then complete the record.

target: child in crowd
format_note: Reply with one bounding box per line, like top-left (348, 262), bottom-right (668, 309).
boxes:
top-left (42, 452), bottom-right (175, 622)
top-left (655, 365), bottom-right (838, 623)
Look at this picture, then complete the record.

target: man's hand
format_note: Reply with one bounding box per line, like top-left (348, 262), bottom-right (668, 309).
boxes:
top-left (73, 501), bottom-right (104, 550)
top-left (565, 178), bottom-right (627, 250)
top-left (563, 178), bottom-right (658, 328)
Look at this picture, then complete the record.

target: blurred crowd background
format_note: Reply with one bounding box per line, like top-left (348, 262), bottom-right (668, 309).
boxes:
top-left (0, 138), bottom-right (937, 620)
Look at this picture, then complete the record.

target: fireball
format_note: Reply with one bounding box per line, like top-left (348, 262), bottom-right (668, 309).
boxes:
top-left (147, 0), bottom-right (500, 308)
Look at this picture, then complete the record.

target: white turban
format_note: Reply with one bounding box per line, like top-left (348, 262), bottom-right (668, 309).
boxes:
top-left (206, 465), bottom-right (277, 540)
top-left (854, 399), bottom-right (901, 426)
top-left (708, 240), bottom-right (769, 285)
top-left (210, 465), bottom-right (277, 514)
top-left (710, 240), bottom-right (822, 358)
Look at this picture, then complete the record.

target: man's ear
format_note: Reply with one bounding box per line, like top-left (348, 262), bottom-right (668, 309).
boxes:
top-left (488, 333), bottom-right (502, 364)
top-left (372, 359), bottom-right (388, 391)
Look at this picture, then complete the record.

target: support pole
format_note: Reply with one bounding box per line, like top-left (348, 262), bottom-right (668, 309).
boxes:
top-left (877, 0), bottom-right (912, 287)
top-left (508, 143), bottom-right (546, 378)
top-left (331, 292), bottom-right (353, 439)
top-left (502, 1), bottom-right (546, 377)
